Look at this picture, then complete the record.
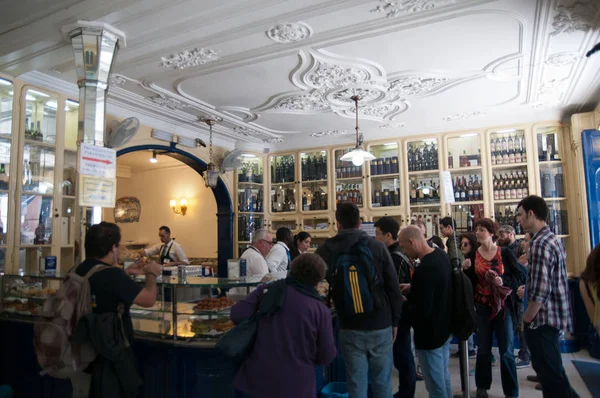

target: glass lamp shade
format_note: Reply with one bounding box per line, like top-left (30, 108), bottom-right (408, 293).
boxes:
top-left (204, 163), bottom-right (219, 188)
top-left (340, 148), bottom-right (376, 166)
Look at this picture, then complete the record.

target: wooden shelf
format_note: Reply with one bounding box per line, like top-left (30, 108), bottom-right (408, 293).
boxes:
top-left (544, 197), bottom-right (567, 201)
top-left (237, 212), bottom-right (264, 215)
top-left (408, 169), bottom-right (439, 176)
top-left (557, 235), bottom-right (569, 238)
top-left (410, 202), bottom-right (441, 208)
top-left (369, 173), bottom-right (399, 179)
top-left (18, 245), bottom-right (52, 248)
top-left (0, 133), bottom-right (12, 141)
top-left (237, 181), bottom-right (263, 187)
top-left (491, 162), bottom-right (528, 170)
top-left (300, 179), bottom-right (329, 184)
top-left (450, 200), bottom-right (485, 206)
top-left (24, 139), bottom-right (56, 149)
top-left (270, 181), bottom-right (295, 185)
top-left (493, 199), bottom-right (524, 204)
top-left (336, 176), bottom-right (364, 182)
top-left (538, 160), bottom-right (563, 166)
top-left (448, 166), bottom-right (482, 173)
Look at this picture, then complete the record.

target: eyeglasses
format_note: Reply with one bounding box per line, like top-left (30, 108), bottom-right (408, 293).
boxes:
top-left (461, 242), bottom-right (470, 247)
top-left (260, 239), bottom-right (274, 246)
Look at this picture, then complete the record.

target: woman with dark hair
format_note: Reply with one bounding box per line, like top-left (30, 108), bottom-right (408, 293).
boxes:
top-left (580, 244), bottom-right (600, 333)
top-left (266, 227), bottom-right (294, 273)
top-left (463, 218), bottom-right (526, 398)
top-left (231, 254), bottom-right (336, 398)
top-left (460, 232), bottom-right (478, 270)
top-left (427, 235), bottom-right (444, 250)
top-left (290, 231), bottom-right (312, 260)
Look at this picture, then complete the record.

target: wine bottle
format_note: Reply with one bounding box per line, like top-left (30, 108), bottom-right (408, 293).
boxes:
top-left (555, 169), bottom-right (564, 197)
top-left (391, 156), bottom-right (399, 174)
top-left (408, 145), bottom-right (414, 172)
top-left (448, 152), bottom-right (454, 169)
top-left (384, 157), bottom-right (392, 175)
top-left (542, 173), bottom-right (552, 198)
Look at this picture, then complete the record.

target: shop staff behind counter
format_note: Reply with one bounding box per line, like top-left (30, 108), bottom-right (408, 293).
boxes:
top-left (138, 226), bottom-right (189, 266)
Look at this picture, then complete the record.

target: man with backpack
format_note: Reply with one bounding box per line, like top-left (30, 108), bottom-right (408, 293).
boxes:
top-left (316, 203), bottom-right (402, 398)
top-left (69, 222), bottom-right (162, 397)
top-left (374, 217), bottom-right (415, 398)
top-left (398, 226), bottom-right (454, 398)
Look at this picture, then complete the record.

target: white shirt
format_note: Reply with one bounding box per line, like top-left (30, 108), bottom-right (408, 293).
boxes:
top-left (145, 239), bottom-right (189, 265)
top-left (266, 242), bottom-right (290, 273)
top-left (241, 246), bottom-right (269, 278)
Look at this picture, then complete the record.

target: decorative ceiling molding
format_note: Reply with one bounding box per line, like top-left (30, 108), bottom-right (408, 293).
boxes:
top-left (310, 129), bottom-right (350, 138)
top-left (263, 137), bottom-right (284, 143)
top-left (266, 22), bottom-right (313, 43)
top-left (538, 78), bottom-right (569, 98)
top-left (147, 93), bottom-right (189, 110)
top-left (544, 52), bottom-right (579, 67)
top-left (219, 106), bottom-right (259, 122)
top-left (233, 126), bottom-right (260, 137)
top-left (550, 1), bottom-right (598, 36)
top-left (108, 74), bottom-right (127, 87)
top-left (380, 122), bottom-right (406, 129)
top-left (160, 47), bottom-right (220, 70)
top-left (371, 0), bottom-right (462, 18)
top-left (442, 111), bottom-right (486, 121)
top-left (388, 76), bottom-right (454, 97)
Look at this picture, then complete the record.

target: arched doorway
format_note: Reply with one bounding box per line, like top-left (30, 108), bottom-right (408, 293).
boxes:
top-left (117, 143), bottom-right (232, 276)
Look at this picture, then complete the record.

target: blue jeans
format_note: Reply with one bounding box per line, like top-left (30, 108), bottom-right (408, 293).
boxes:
top-left (475, 304), bottom-right (518, 397)
top-left (393, 323), bottom-right (416, 398)
top-left (416, 337), bottom-right (452, 398)
top-left (339, 327), bottom-right (394, 398)
top-left (525, 325), bottom-right (579, 398)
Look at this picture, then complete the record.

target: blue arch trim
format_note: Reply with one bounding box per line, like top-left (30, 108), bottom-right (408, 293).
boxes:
top-left (116, 144), bottom-right (233, 276)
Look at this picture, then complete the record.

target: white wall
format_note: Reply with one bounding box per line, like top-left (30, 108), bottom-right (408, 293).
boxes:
top-left (102, 165), bottom-right (218, 258)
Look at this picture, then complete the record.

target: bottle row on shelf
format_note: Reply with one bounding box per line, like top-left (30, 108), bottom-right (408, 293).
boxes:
top-left (408, 143), bottom-right (439, 172)
top-left (271, 187), bottom-right (296, 213)
top-left (490, 134), bottom-right (527, 165)
top-left (335, 163), bottom-right (363, 179)
top-left (448, 150), bottom-right (482, 169)
top-left (452, 175), bottom-right (483, 202)
top-left (237, 188), bottom-right (264, 213)
top-left (302, 191), bottom-right (328, 211)
top-left (238, 214), bottom-right (263, 242)
top-left (372, 189), bottom-right (401, 208)
top-left (24, 119), bottom-right (45, 142)
top-left (541, 169), bottom-right (565, 198)
top-left (494, 207), bottom-right (523, 234)
top-left (238, 161), bottom-right (263, 184)
top-left (301, 154), bottom-right (328, 182)
top-left (335, 184), bottom-right (364, 207)
top-left (410, 179), bottom-right (440, 205)
top-left (271, 156), bottom-right (295, 184)
top-left (370, 157), bottom-right (399, 176)
top-left (493, 171), bottom-right (529, 201)
top-left (548, 204), bottom-right (569, 236)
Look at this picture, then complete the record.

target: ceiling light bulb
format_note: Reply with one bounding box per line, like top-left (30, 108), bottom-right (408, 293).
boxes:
top-left (149, 150), bottom-right (158, 163)
top-left (352, 155), bottom-right (365, 166)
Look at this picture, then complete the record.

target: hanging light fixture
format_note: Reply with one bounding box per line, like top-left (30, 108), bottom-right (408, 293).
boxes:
top-left (149, 150), bottom-right (158, 163)
top-left (201, 117), bottom-right (220, 189)
top-left (340, 95), bottom-right (376, 166)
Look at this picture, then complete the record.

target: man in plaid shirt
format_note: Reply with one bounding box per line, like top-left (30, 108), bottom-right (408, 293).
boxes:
top-left (517, 196), bottom-right (579, 398)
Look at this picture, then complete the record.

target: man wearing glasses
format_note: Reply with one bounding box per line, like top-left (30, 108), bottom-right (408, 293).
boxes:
top-left (240, 229), bottom-right (273, 278)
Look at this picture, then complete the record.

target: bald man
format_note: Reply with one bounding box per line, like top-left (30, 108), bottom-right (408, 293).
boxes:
top-left (399, 226), bottom-right (454, 398)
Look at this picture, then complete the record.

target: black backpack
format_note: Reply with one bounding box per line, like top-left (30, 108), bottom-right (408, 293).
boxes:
top-left (450, 263), bottom-right (477, 341)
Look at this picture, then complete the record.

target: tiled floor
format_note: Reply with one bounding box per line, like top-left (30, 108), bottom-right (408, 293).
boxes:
top-left (392, 345), bottom-right (599, 397)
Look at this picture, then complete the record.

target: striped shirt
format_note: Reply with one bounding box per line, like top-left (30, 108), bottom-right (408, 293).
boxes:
top-left (526, 226), bottom-right (572, 332)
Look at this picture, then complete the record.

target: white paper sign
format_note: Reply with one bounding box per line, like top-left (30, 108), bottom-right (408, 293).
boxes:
top-left (79, 175), bottom-right (117, 207)
top-left (79, 144), bottom-right (116, 178)
top-left (360, 222), bottom-right (376, 237)
top-left (440, 171), bottom-right (455, 204)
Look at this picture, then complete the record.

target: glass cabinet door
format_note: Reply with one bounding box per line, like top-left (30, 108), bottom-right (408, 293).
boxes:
top-left (489, 129), bottom-right (527, 167)
top-left (407, 139), bottom-right (439, 172)
top-left (270, 154), bottom-right (296, 213)
top-left (237, 156), bottom-right (264, 213)
top-left (334, 148), bottom-right (364, 208)
top-left (300, 150), bottom-right (329, 212)
top-left (61, 99), bottom-right (79, 270)
top-left (536, 127), bottom-right (566, 200)
top-left (238, 155), bottom-right (264, 184)
top-left (24, 89), bottom-right (58, 144)
top-left (0, 78), bottom-right (13, 269)
top-left (407, 138), bottom-right (441, 219)
top-left (302, 216), bottom-right (331, 232)
top-left (447, 134), bottom-right (481, 169)
top-left (450, 203), bottom-right (485, 233)
top-left (368, 143), bottom-right (400, 209)
top-left (238, 213), bottom-right (265, 243)
top-left (270, 218), bottom-right (299, 234)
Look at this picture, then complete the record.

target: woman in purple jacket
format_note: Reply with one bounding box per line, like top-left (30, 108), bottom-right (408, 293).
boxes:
top-left (231, 254), bottom-right (337, 398)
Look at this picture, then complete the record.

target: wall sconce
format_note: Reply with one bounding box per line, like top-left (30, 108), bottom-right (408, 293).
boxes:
top-left (170, 198), bottom-right (187, 216)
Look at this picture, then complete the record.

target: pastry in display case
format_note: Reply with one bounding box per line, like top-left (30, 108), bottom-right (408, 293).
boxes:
top-left (1, 275), bottom-right (60, 316)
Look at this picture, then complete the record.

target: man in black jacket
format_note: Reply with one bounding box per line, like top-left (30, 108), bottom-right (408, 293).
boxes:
top-left (374, 217), bottom-right (415, 398)
top-left (399, 226), bottom-right (453, 398)
top-left (317, 203), bottom-right (402, 398)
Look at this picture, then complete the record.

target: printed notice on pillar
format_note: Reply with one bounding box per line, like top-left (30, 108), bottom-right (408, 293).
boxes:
top-left (79, 175), bottom-right (116, 207)
top-left (79, 144), bottom-right (116, 178)
top-left (440, 171), bottom-right (455, 204)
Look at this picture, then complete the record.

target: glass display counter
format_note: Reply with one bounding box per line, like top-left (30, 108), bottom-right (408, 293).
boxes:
top-left (0, 272), bottom-right (263, 342)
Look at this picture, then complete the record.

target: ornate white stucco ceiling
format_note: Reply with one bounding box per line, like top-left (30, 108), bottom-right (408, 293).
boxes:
top-left (2, 0), bottom-right (600, 151)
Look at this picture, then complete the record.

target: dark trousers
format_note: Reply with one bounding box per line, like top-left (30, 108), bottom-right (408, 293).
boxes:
top-left (475, 304), bottom-right (519, 397)
top-left (393, 322), bottom-right (416, 398)
top-left (515, 301), bottom-right (530, 361)
top-left (525, 325), bottom-right (579, 398)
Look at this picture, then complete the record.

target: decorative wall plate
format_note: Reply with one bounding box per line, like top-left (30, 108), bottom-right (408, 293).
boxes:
top-left (114, 197), bottom-right (141, 223)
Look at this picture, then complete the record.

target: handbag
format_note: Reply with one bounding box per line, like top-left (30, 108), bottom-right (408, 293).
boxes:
top-left (216, 312), bottom-right (262, 362)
